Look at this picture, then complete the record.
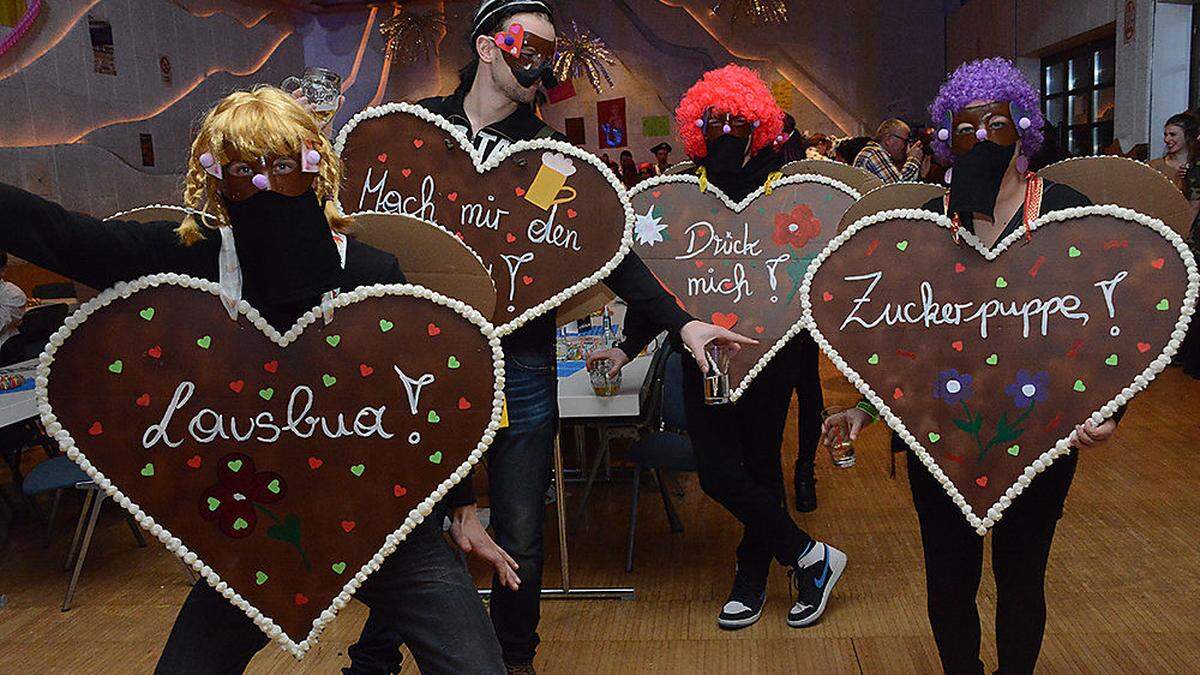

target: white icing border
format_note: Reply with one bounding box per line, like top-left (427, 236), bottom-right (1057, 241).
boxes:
top-left (333, 102), bottom-right (635, 337)
top-left (628, 173), bottom-right (862, 402)
top-left (34, 275), bottom-right (507, 659)
top-left (799, 205), bottom-right (1199, 535)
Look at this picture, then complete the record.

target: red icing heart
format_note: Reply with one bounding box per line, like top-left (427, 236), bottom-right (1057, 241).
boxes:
top-left (458, 397), bottom-right (472, 410)
top-left (136, 393), bottom-right (151, 407)
top-left (447, 192), bottom-right (458, 202)
top-left (822, 291), bottom-right (833, 302)
top-left (359, 364), bottom-right (374, 377)
top-left (954, 262), bottom-right (966, 273)
top-left (401, 168), bottom-right (412, 178)
top-left (506, 233), bottom-right (517, 243)
top-left (566, 208), bottom-right (578, 219)
top-left (514, 187), bottom-right (526, 197)
top-left (427, 323), bottom-right (441, 336)
top-left (412, 139), bottom-right (424, 149)
top-left (975, 476), bottom-right (988, 488)
top-left (263, 360), bottom-right (279, 374)
top-left (711, 312), bottom-right (739, 330)
top-left (44, 282), bottom-right (501, 650)
top-left (148, 345), bottom-right (163, 359)
top-left (229, 380), bottom-right (245, 393)
top-left (631, 177), bottom-right (854, 402)
top-left (893, 387), bottom-right (904, 400)
top-left (376, 153), bottom-right (387, 163)
top-left (522, 275), bottom-right (534, 286)
top-left (392, 484), bottom-right (408, 497)
top-left (806, 209), bottom-right (1193, 532)
top-left (1151, 257), bottom-right (1165, 270)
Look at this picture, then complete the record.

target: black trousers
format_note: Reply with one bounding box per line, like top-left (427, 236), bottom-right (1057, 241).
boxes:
top-left (682, 338), bottom-right (814, 580)
top-left (153, 521), bottom-right (504, 675)
top-left (790, 334), bottom-right (825, 474)
top-left (907, 449), bottom-right (1077, 675)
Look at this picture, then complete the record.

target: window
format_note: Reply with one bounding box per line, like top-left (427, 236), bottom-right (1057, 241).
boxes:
top-left (1041, 37), bottom-right (1115, 157)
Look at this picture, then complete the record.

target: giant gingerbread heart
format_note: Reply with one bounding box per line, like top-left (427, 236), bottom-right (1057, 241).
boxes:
top-left (36, 276), bottom-right (504, 657)
top-left (629, 174), bottom-right (859, 400)
top-left (335, 104), bottom-right (633, 334)
top-left (804, 207), bottom-right (1197, 532)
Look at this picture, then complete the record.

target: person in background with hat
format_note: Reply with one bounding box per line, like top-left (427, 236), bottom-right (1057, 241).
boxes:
top-left (651, 142), bottom-right (673, 175)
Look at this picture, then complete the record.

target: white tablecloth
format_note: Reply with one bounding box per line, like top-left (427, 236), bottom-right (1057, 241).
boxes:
top-left (557, 355), bottom-right (651, 420)
top-left (0, 359), bottom-right (39, 429)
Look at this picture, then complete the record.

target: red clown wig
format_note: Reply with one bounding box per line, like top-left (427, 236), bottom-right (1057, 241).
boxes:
top-left (675, 65), bottom-right (785, 160)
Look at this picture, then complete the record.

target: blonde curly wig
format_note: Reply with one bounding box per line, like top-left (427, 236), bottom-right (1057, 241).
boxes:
top-left (179, 85), bottom-right (353, 244)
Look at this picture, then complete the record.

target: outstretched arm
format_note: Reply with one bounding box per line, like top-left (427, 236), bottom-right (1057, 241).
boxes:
top-left (0, 183), bottom-right (212, 289)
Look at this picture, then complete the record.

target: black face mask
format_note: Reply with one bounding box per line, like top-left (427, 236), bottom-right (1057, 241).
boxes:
top-left (948, 141), bottom-right (1015, 219)
top-left (705, 135), bottom-right (750, 175)
top-left (223, 189), bottom-right (343, 310)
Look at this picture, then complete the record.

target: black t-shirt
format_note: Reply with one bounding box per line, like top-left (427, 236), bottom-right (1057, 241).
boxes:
top-left (416, 94), bottom-right (694, 356)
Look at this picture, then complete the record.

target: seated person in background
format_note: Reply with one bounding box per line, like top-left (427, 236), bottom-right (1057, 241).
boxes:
top-left (0, 252), bottom-right (28, 364)
top-left (804, 133), bottom-right (833, 161)
top-left (854, 118), bottom-right (925, 183)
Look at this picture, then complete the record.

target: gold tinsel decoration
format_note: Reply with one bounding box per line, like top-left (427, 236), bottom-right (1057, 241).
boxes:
top-left (710, 0), bottom-right (788, 24)
top-left (379, 7), bottom-right (448, 66)
top-left (553, 20), bottom-right (616, 94)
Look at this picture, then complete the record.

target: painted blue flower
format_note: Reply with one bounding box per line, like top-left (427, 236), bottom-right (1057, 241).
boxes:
top-left (1005, 370), bottom-right (1049, 409)
top-left (933, 369), bottom-right (974, 405)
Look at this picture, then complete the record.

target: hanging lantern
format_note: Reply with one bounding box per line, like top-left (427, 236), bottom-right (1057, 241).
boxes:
top-left (379, 7), bottom-right (448, 66)
top-left (553, 20), bottom-right (616, 94)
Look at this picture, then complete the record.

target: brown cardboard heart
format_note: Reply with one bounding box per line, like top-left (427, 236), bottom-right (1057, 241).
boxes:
top-left (803, 207), bottom-right (1197, 532)
top-left (335, 104), bottom-right (633, 334)
top-left (36, 276), bottom-right (504, 657)
top-left (629, 174), bottom-right (859, 400)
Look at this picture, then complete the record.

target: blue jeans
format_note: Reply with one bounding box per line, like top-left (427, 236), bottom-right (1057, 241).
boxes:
top-left (487, 349), bottom-right (559, 664)
top-left (154, 521), bottom-right (503, 674)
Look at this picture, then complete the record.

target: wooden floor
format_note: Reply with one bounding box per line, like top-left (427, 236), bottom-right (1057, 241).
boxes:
top-left (1, 362), bottom-right (1198, 673)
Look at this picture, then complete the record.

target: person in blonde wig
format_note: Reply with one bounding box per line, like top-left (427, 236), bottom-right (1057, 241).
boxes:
top-left (0, 86), bottom-right (510, 674)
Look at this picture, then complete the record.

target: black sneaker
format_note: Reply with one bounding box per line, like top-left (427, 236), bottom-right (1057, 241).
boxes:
top-left (717, 569), bottom-right (767, 630)
top-left (787, 542), bottom-right (847, 627)
top-left (794, 469), bottom-right (818, 513)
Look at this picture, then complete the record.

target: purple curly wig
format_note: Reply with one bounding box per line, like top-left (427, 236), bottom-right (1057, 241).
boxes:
top-left (929, 58), bottom-right (1044, 165)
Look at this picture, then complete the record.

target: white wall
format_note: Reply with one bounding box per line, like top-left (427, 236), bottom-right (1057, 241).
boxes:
top-left (1149, 2), bottom-right (1193, 153)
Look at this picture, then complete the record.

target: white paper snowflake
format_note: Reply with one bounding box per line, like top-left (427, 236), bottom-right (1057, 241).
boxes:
top-left (634, 205), bottom-right (668, 246)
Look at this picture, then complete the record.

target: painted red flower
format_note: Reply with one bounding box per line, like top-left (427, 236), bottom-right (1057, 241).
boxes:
top-left (773, 204), bottom-right (822, 249)
top-left (199, 453), bottom-right (285, 539)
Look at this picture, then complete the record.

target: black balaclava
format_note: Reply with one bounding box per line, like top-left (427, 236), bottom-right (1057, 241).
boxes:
top-left (706, 135), bottom-right (750, 175)
top-left (224, 189), bottom-right (343, 328)
top-left (947, 140), bottom-right (1015, 220)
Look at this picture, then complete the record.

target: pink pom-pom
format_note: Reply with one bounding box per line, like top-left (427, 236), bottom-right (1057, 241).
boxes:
top-left (305, 149), bottom-right (321, 165)
top-left (694, 118), bottom-right (705, 128)
top-left (252, 174), bottom-right (270, 190)
top-left (722, 124), bottom-right (732, 134)
top-left (199, 153), bottom-right (215, 168)
top-left (943, 167), bottom-right (953, 185)
top-left (937, 129), bottom-right (950, 142)
top-left (975, 128), bottom-right (988, 141)
top-left (1018, 117), bottom-right (1032, 130)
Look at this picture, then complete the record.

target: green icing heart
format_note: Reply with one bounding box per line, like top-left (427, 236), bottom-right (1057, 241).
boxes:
top-left (428, 451), bottom-right (443, 465)
top-left (1068, 246), bottom-right (1082, 258)
top-left (986, 354), bottom-right (999, 366)
top-left (1073, 379), bottom-right (1086, 392)
top-left (322, 374), bottom-right (337, 388)
top-left (1156, 299), bottom-right (1170, 311)
top-left (139, 308), bottom-right (155, 321)
top-left (140, 463), bottom-right (154, 477)
top-left (1007, 445), bottom-right (1020, 457)
top-left (995, 277), bottom-right (1008, 289)
top-left (379, 319), bottom-right (395, 333)
top-left (896, 240), bottom-right (909, 252)
top-left (207, 497), bottom-right (221, 511)
top-left (350, 464), bottom-right (365, 477)
top-left (448, 356), bottom-right (461, 369)
top-left (108, 360), bottom-right (123, 374)
top-left (427, 411), bottom-right (441, 424)
top-left (259, 388), bottom-right (275, 401)
top-left (267, 479), bottom-right (281, 494)
top-left (927, 432), bottom-right (941, 443)
top-left (233, 517), bottom-right (249, 530)
top-left (1105, 354), bottom-right (1118, 367)
top-left (326, 335), bottom-right (342, 348)
top-left (867, 354), bottom-right (879, 365)
top-left (331, 562), bottom-right (347, 574)
top-left (196, 335), bottom-right (212, 349)
top-left (227, 459), bottom-right (243, 472)
top-left (255, 571), bottom-right (268, 585)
